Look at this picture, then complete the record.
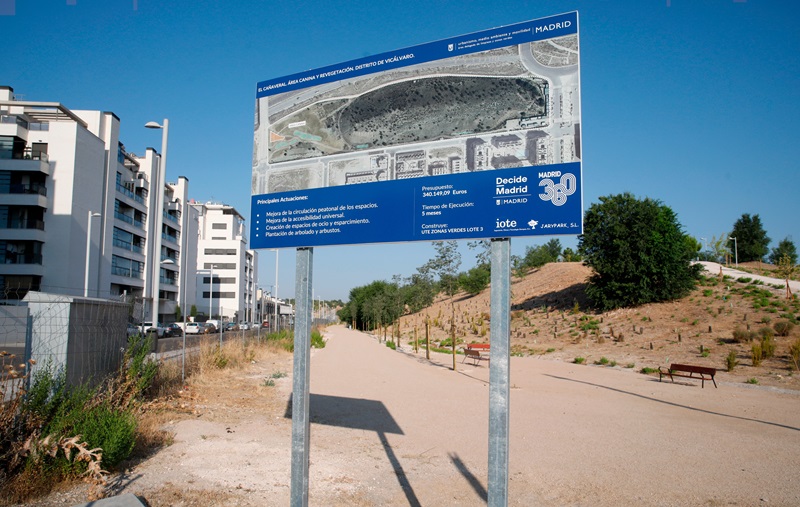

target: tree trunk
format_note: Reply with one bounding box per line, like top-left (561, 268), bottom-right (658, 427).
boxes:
top-left (425, 317), bottom-right (430, 360)
top-left (451, 303), bottom-right (456, 371)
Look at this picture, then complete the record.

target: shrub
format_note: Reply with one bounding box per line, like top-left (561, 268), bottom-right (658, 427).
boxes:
top-left (595, 357), bottom-right (610, 365)
top-left (751, 343), bottom-right (763, 367)
top-left (774, 320), bottom-right (795, 337)
top-left (640, 367), bottom-right (658, 374)
top-left (385, 341), bottom-right (396, 350)
top-left (725, 350), bottom-right (739, 372)
top-left (311, 328), bottom-right (326, 349)
top-left (790, 338), bottom-right (800, 371)
top-left (72, 405), bottom-right (136, 469)
top-left (761, 333), bottom-right (776, 359)
top-left (732, 327), bottom-right (756, 343)
top-left (746, 378), bottom-right (759, 385)
top-left (573, 357), bottom-right (586, 364)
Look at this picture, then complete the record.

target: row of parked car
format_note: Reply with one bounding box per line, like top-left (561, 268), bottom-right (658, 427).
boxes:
top-left (128, 321), bottom-right (263, 337)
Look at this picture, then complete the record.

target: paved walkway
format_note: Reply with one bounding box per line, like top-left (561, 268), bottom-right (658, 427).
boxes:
top-left (696, 261), bottom-right (800, 292)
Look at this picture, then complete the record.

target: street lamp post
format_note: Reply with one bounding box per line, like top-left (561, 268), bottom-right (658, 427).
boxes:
top-left (84, 211), bottom-right (101, 297)
top-left (274, 250), bottom-right (279, 331)
top-left (209, 264), bottom-right (220, 347)
top-left (729, 236), bottom-right (738, 267)
top-left (145, 119), bottom-right (169, 329)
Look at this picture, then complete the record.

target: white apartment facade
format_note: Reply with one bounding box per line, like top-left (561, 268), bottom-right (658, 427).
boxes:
top-left (0, 85), bottom-right (196, 323)
top-left (191, 202), bottom-right (257, 323)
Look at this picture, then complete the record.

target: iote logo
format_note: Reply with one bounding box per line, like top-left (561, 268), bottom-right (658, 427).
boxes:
top-left (496, 218), bottom-right (517, 229)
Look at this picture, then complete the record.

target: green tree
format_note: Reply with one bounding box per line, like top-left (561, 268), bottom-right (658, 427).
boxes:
top-left (520, 239), bottom-right (561, 269)
top-left (175, 304), bottom-right (182, 322)
top-left (400, 273), bottom-right (436, 314)
top-left (190, 305), bottom-right (197, 318)
top-left (419, 241), bottom-right (461, 370)
top-left (544, 238), bottom-right (562, 261)
top-left (467, 239), bottom-right (491, 266)
top-left (769, 237), bottom-right (797, 265)
top-left (511, 255), bottom-right (529, 278)
top-left (578, 193), bottom-right (701, 311)
top-left (774, 254), bottom-right (797, 300)
top-left (459, 264), bottom-right (491, 295)
top-left (730, 213), bottom-right (770, 262)
top-left (708, 233), bottom-right (730, 263)
top-left (684, 236), bottom-right (702, 260)
top-left (561, 247), bottom-right (582, 262)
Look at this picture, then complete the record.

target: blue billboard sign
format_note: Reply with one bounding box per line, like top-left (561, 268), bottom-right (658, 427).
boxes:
top-left (251, 12), bottom-right (582, 249)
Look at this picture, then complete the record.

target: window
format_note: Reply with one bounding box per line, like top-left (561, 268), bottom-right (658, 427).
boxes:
top-left (212, 223), bottom-right (227, 229)
top-left (112, 255), bottom-right (143, 278)
top-left (203, 248), bottom-right (237, 255)
top-left (203, 263), bottom-right (236, 270)
top-left (202, 291), bottom-right (235, 299)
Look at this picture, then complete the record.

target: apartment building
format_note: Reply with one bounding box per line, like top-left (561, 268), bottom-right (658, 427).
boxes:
top-left (0, 85), bottom-right (195, 323)
top-left (191, 202), bottom-right (257, 323)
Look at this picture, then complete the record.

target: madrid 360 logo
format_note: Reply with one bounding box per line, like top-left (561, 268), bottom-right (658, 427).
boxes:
top-left (538, 172), bottom-right (576, 206)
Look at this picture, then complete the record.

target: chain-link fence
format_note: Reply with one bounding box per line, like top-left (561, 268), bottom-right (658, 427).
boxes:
top-left (1, 292), bottom-right (132, 389)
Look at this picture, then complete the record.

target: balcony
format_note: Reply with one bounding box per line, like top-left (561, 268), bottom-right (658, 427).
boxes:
top-left (0, 152), bottom-right (51, 176)
top-left (114, 211), bottom-right (146, 231)
top-left (112, 266), bottom-right (143, 279)
top-left (5, 218), bottom-right (44, 230)
top-left (1, 252), bottom-right (43, 265)
top-left (0, 183), bottom-right (47, 196)
top-left (162, 233), bottom-right (179, 246)
top-left (116, 183), bottom-right (146, 206)
top-left (163, 211), bottom-right (180, 224)
top-left (160, 276), bottom-right (177, 286)
top-left (113, 237), bottom-right (144, 255)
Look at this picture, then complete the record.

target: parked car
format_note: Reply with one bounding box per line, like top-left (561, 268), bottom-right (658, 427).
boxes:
top-left (165, 323), bottom-right (183, 337)
top-left (225, 322), bottom-right (239, 332)
top-left (185, 322), bottom-right (202, 334)
top-left (141, 322), bottom-right (167, 337)
top-left (203, 323), bottom-right (217, 334)
top-left (239, 323), bottom-right (250, 331)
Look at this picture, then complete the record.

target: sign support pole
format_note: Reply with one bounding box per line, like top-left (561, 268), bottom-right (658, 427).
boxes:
top-left (290, 247), bottom-right (313, 507)
top-left (488, 238), bottom-right (510, 506)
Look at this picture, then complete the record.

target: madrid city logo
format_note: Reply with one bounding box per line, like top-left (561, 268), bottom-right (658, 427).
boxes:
top-left (539, 172), bottom-right (576, 206)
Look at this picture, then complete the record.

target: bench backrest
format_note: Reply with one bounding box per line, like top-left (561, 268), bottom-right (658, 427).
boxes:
top-left (670, 363), bottom-right (716, 375)
top-left (467, 343), bottom-right (490, 350)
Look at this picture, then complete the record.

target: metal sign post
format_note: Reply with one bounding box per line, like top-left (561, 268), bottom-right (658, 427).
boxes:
top-left (488, 238), bottom-right (511, 506)
top-left (290, 247), bottom-right (313, 507)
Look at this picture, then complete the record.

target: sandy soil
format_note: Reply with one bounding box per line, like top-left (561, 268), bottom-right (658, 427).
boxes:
top-left (20, 323), bottom-right (800, 507)
top-left (14, 262), bottom-right (800, 506)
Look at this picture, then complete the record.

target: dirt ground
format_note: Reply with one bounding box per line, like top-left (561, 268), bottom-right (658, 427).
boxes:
top-left (13, 263), bottom-right (800, 506)
top-left (394, 262), bottom-right (800, 390)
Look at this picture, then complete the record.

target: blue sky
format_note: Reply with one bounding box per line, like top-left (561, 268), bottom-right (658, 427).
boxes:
top-left (3, 0), bottom-right (798, 301)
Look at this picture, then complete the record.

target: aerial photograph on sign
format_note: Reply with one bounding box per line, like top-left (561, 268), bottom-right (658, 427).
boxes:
top-left (252, 22), bottom-right (580, 195)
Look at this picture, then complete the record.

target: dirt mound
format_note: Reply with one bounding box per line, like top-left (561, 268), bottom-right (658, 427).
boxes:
top-left (395, 262), bottom-right (799, 390)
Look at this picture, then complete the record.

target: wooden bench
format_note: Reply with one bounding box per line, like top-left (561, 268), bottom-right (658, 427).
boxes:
top-left (659, 363), bottom-right (717, 388)
top-left (462, 343), bottom-right (490, 366)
